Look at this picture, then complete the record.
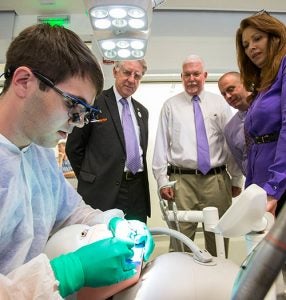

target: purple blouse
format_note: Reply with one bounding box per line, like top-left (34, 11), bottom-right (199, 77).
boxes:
top-left (245, 56), bottom-right (286, 200)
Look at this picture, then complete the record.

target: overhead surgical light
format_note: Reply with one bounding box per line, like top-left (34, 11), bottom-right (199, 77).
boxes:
top-left (90, 6), bottom-right (147, 30)
top-left (98, 35), bottom-right (148, 60)
top-left (84, 0), bottom-right (165, 60)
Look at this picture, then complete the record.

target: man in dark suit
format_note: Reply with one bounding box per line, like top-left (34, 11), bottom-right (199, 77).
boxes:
top-left (66, 60), bottom-right (150, 223)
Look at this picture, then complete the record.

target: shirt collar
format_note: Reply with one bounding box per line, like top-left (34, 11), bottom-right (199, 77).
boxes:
top-left (184, 89), bottom-right (206, 102)
top-left (113, 86), bottom-right (132, 104)
top-left (0, 133), bottom-right (31, 153)
top-left (238, 110), bottom-right (247, 119)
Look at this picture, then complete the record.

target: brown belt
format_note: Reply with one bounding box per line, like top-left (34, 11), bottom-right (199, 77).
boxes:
top-left (167, 165), bottom-right (226, 176)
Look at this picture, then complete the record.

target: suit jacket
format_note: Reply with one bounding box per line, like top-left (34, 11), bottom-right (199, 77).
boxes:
top-left (66, 87), bottom-right (151, 217)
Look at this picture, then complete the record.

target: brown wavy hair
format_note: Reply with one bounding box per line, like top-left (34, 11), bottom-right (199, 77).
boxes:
top-left (2, 23), bottom-right (104, 96)
top-left (236, 11), bottom-right (286, 99)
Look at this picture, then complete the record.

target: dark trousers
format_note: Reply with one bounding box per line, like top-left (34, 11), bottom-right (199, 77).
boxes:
top-left (116, 173), bottom-right (148, 223)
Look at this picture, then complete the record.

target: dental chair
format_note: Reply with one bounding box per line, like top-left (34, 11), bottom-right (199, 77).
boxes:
top-left (45, 184), bottom-right (280, 300)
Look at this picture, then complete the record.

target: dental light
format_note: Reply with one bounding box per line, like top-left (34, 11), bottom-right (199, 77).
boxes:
top-left (84, 0), bottom-right (164, 60)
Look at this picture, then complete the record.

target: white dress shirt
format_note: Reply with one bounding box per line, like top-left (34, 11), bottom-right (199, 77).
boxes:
top-left (152, 89), bottom-right (243, 189)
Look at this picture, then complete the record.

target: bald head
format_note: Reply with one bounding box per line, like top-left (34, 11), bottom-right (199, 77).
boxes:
top-left (218, 72), bottom-right (250, 111)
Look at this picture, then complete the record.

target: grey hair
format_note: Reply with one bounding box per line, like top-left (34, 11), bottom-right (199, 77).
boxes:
top-left (114, 59), bottom-right (147, 75)
top-left (182, 54), bottom-right (205, 70)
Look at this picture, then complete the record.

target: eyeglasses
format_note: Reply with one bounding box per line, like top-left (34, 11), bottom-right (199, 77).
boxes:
top-left (119, 67), bottom-right (143, 81)
top-left (31, 70), bottom-right (102, 126)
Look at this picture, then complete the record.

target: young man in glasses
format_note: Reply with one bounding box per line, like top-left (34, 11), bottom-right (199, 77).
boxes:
top-left (66, 60), bottom-right (151, 224)
top-left (0, 24), bottom-right (154, 299)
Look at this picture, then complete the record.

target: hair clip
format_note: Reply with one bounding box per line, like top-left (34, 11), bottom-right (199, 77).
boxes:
top-left (253, 9), bottom-right (270, 16)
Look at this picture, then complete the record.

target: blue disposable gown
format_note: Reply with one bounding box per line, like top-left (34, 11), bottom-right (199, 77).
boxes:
top-left (0, 134), bottom-right (122, 298)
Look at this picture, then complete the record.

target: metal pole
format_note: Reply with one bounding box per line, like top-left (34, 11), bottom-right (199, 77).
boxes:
top-left (232, 203), bottom-right (286, 300)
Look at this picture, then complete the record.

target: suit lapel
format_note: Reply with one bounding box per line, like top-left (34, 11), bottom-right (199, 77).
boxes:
top-left (132, 99), bottom-right (146, 151)
top-left (104, 90), bottom-right (126, 149)
top-left (103, 89), bottom-right (146, 153)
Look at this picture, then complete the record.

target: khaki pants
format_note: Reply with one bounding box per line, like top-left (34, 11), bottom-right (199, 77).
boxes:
top-left (168, 170), bottom-right (232, 256)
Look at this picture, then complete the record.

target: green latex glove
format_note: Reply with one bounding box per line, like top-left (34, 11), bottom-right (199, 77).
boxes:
top-left (50, 237), bottom-right (136, 298)
top-left (108, 217), bottom-right (155, 262)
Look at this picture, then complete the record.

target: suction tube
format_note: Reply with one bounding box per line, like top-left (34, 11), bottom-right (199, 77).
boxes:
top-left (150, 227), bottom-right (212, 263)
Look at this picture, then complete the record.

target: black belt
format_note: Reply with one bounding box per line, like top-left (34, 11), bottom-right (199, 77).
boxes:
top-left (167, 165), bottom-right (226, 176)
top-left (123, 171), bottom-right (143, 181)
top-left (254, 132), bottom-right (279, 144)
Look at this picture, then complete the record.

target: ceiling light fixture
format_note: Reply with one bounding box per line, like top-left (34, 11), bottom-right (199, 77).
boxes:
top-left (84, 0), bottom-right (164, 61)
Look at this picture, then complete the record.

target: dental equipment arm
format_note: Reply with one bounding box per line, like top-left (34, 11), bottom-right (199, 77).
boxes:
top-left (150, 227), bottom-right (212, 263)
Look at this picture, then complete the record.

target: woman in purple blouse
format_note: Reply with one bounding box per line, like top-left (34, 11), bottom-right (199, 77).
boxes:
top-left (236, 11), bottom-right (286, 216)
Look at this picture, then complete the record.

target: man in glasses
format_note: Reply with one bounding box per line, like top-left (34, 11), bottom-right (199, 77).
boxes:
top-left (0, 24), bottom-right (154, 299)
top-left (66, 60), bottom-right (151, 224)
top-left (152, 55), bottom-right (243, 257)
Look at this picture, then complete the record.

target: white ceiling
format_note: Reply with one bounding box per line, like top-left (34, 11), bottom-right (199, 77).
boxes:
top-left (0, 0), bottom-right (285, 16)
